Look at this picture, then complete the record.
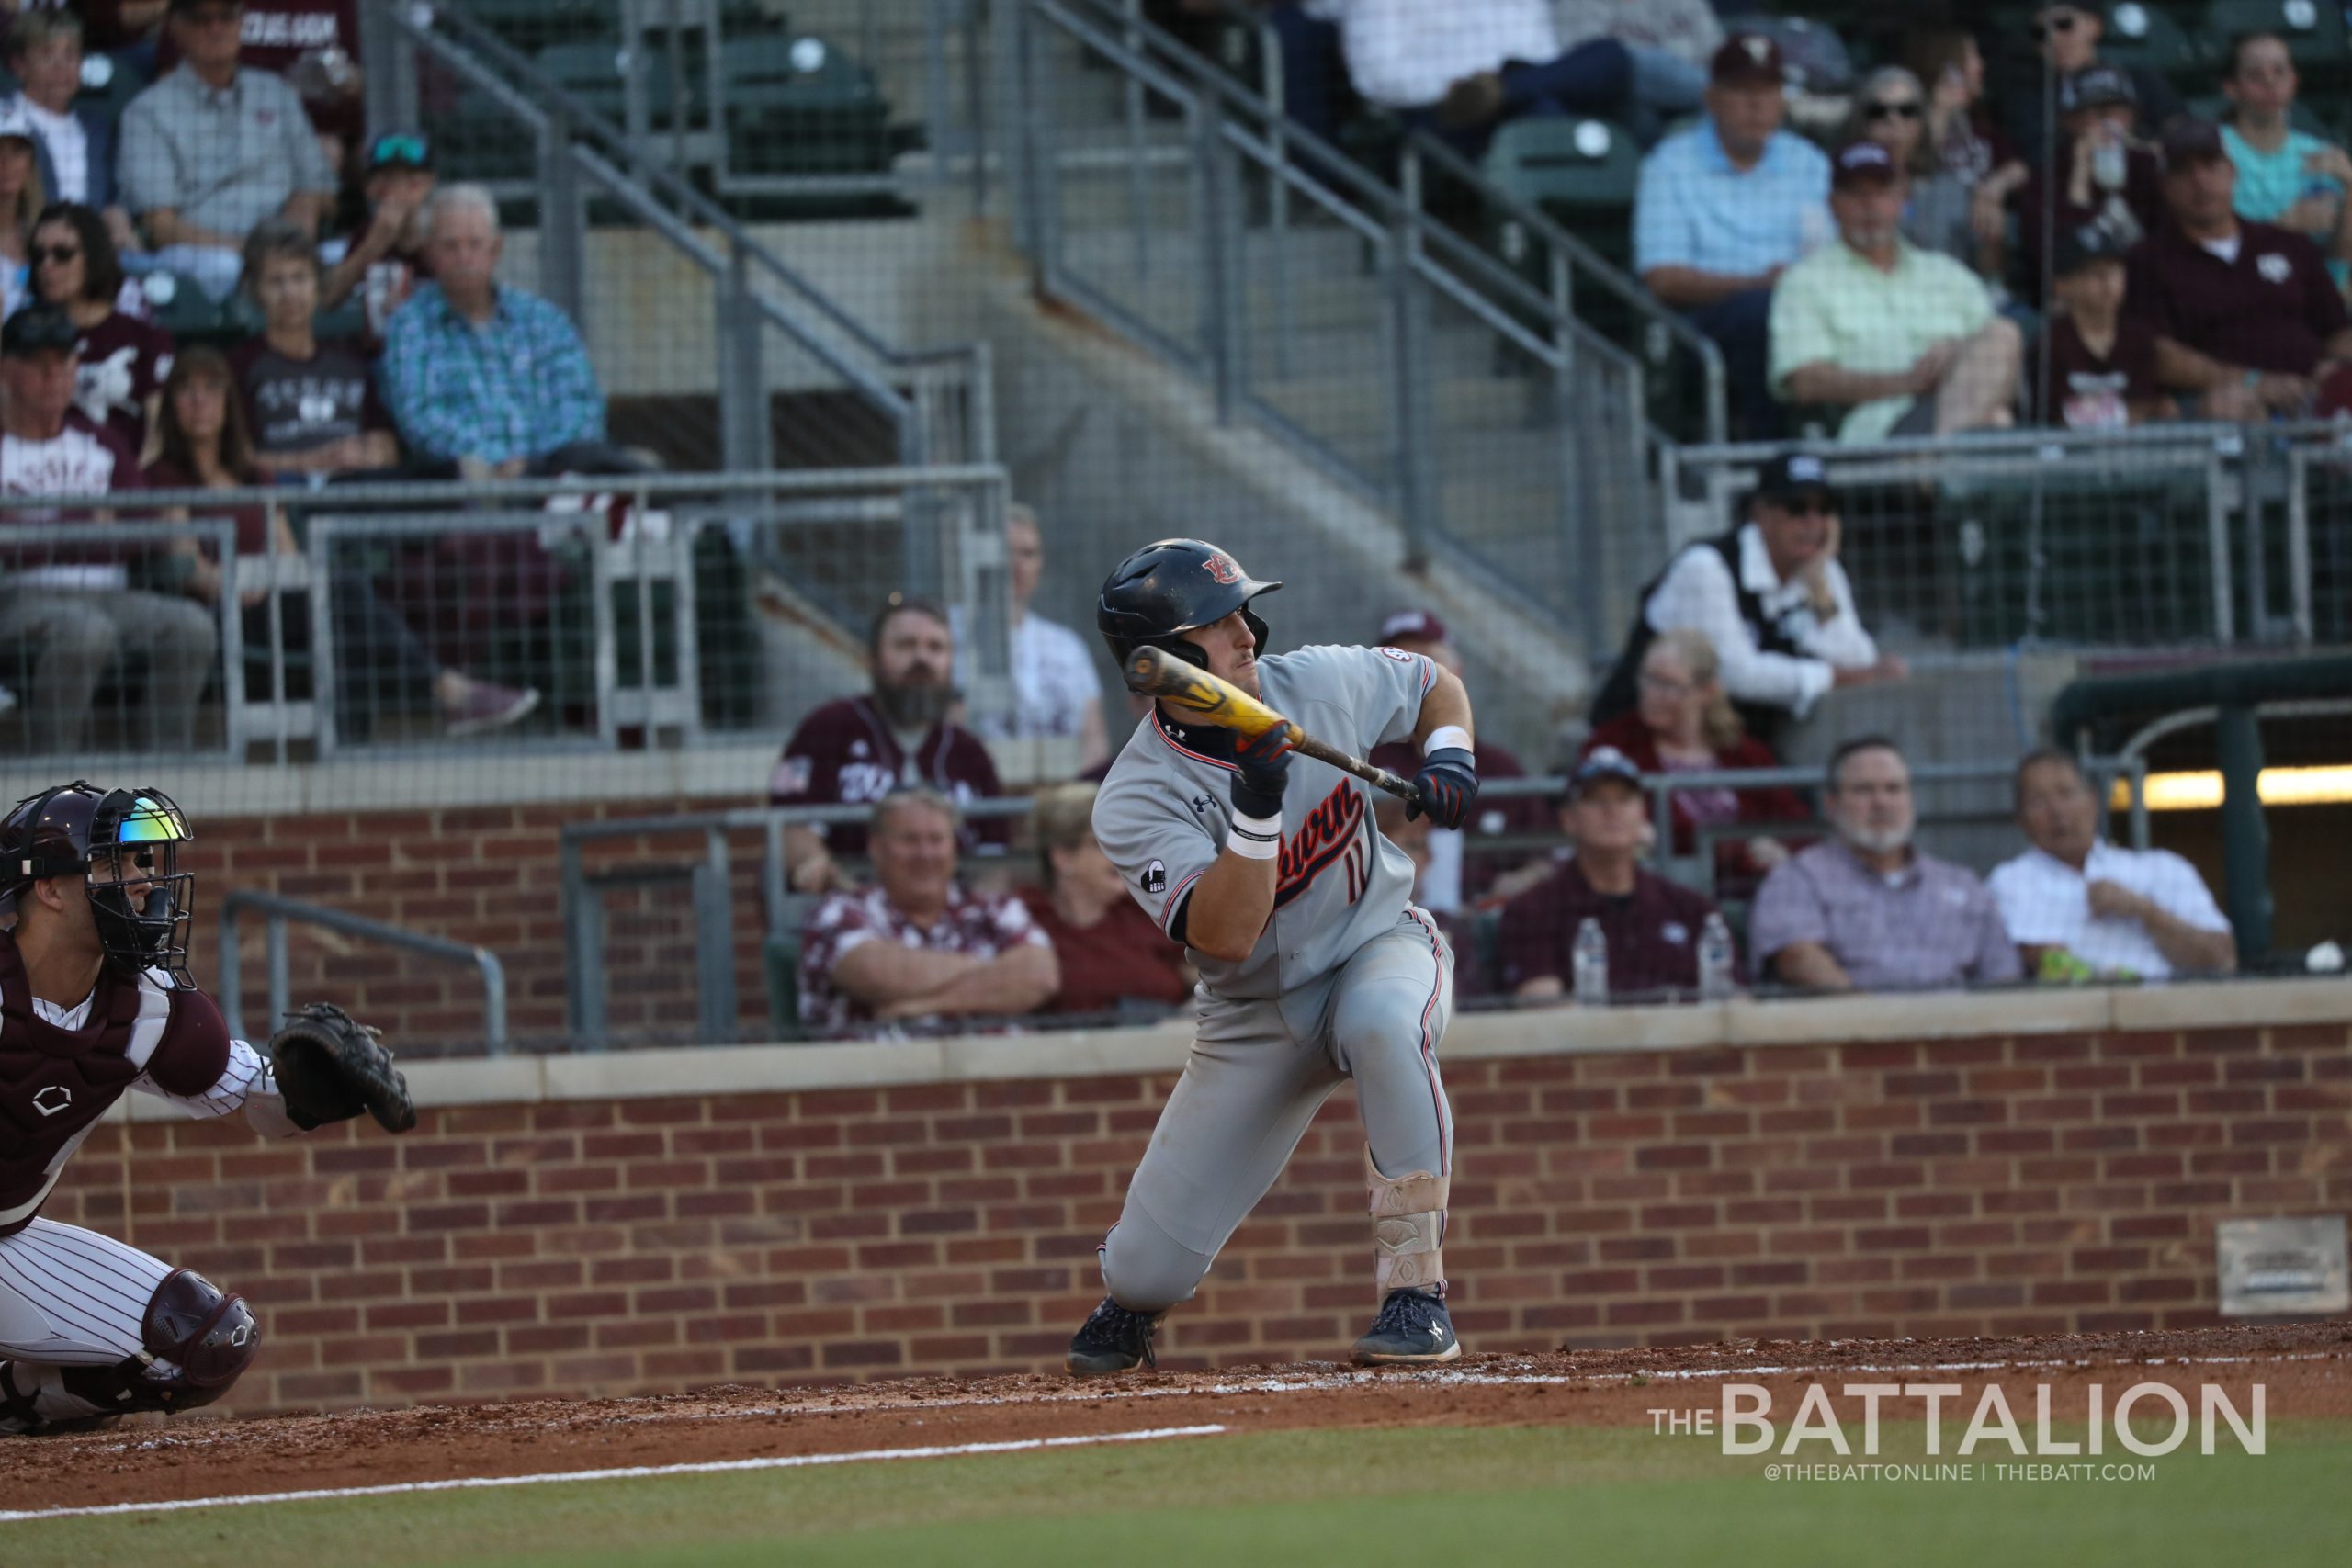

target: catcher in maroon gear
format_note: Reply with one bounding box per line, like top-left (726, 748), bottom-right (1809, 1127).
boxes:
top-left (0, 782), bottom-right (413, 1435)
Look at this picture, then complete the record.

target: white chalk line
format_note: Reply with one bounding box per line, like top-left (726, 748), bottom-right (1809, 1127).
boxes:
top-left (0, 1422), bottom-right (1227, 1526)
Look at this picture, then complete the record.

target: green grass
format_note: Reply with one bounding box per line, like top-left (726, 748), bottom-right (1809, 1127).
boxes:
top-left (7, 1421), bottom-right (2349, 1568)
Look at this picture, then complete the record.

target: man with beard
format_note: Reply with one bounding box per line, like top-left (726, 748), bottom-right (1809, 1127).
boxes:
top-left (771, 592), bottom-right (1006, 894)
top-left (1748, 735), bottom-right (2020, 993)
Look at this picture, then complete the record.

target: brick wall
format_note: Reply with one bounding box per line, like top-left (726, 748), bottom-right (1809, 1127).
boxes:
top-left (186, 799), bottom-right (775, 1051)
top-left (43, 1015), bottom-right (2351, 1414)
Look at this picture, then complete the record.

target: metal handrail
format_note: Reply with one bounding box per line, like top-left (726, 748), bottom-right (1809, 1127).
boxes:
top-left (220, 889), bottom-right (510, 1055)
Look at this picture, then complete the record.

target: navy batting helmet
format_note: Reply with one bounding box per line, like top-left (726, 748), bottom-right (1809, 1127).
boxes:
top-left (1097, 539), bottom-right (1282, 678)
top-left (0, 782), bottom-right (198, 989)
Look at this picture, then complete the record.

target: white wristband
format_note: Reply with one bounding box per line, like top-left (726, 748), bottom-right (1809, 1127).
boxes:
top-left (1424, 725), bottom-right (1472, 757)
top-left (1227, 808), bottom-right (1282, 861)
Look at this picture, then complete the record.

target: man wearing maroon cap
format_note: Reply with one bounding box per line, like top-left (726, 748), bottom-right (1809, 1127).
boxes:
top-left (1365, 609), bottom-right (1543, 908)
top-left (1496, 747), bottom-right (1736, 1002)
top-left (1634, 33), bottom-right (1832, 438)
top-left (1770, 141), bottom-right (2020, 441)
top-left (2127, 118), bottom-right (2352, 421)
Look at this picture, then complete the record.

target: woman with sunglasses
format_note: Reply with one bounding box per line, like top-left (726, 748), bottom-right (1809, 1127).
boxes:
top-left (1841, 66), bottom-right (1992, 276)
top-left (28, 202), bottom-right (175, 461)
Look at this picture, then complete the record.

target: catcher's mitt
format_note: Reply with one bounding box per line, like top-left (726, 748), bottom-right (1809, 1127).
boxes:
top-left (269, 1002), bottom-right (417, 1133)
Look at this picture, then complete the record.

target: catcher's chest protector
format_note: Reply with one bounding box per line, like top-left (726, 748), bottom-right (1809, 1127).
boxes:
top-left (0, 932), bottom-right (226, 1235)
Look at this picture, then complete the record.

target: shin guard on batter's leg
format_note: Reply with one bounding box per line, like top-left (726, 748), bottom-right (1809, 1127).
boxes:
top-left (1364, 1147), bottom-right (1448, 1299)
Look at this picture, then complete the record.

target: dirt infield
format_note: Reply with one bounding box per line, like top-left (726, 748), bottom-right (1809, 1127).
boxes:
top-left (6, 1322), bottom-right (2346, 1513)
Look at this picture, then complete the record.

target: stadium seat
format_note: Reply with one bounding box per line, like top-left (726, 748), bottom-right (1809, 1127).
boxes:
top-left (722, 33), bottom-right (899, 177)
top-left (2202, 0), bottom-right (2348, 72)
top-left (462, 0), bottom-right (621, 56)
top-left (137, 271), bottom-right (230, 344)
top-left (2098, 2), bottom-right (2208, 87)
top-left (1480, 118), bottom-right (1642, 278)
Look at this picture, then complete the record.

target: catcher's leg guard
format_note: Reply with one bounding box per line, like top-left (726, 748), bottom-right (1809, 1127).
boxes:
top-left (1364, 1147), bottom-right (1449, 1299)
top-left (39, 1269), bottom-right (262, 1423)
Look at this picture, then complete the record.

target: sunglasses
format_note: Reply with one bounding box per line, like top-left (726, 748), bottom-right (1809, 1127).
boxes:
top-left (2031, 14), bottom-right (2081, 40)
top-left (369, 132), bottom-right (430, 168)
top-left (1865, 100), bottom-right (1924, 120)
top-left (33, 243), bottom-right (80, 265)
top-left (1772, 494), bottom-right (1836, 517)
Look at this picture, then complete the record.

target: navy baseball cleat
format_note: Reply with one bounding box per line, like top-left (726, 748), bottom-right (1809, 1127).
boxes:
top-left (1066, 1296), bottom-right (1164, 1375)
top-left (1352, 1287), bottom-right (1459, 1364)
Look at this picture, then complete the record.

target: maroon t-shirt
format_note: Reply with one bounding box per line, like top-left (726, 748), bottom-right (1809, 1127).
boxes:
top-left (1016, 886), bottom-right (1193, 1016)
top-left (70, 310), bottom-right (176, 458)
top-left (2126, 219), bottom-right (2350, 376)
top-left (157, 2), bottom-right (366, 136)
top-left (1581, 713), bottom-right (1811, 887)
top-left (1497, 860), bottom-right (1737, 999)
top-left (2013, 144), bottom-right (2165, 302)
top-left (769, 694), bottom-right (1007, 859)
top-left (2036, 315), bottom-right (2164, 428)
top-left (144, 455), bottom-right (271, 555)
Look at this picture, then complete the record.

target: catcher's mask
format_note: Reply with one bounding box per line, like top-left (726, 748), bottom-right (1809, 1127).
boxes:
top-left (0, 782), bottom-right (197, 989)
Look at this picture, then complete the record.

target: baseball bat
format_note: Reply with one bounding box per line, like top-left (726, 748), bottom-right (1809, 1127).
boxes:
top-left (1125, 646), bottom-right (1422, 807)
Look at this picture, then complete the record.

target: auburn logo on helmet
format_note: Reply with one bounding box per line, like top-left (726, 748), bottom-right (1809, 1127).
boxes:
top-left (1202, 551), bottom-right (1244, 586)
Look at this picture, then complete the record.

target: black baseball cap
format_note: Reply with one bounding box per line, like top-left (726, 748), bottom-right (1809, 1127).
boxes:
top-left (2160, 118), bottom-right (2228, 171)
top-left (1831, 141), bottom-right (1901, 191)
top-left (1752, 450), bottom-right (1837, 506)
top-left (365, 131), bottom-right (434, 174)
top-left (1570, 746), bottom-right (1645, 797)
top-left (2059, 63), bottom-right (2137, 114)
top-left (2054, 223), bottom-right (2130, 276)
top-left (2, 302), bottom-right (77, 357)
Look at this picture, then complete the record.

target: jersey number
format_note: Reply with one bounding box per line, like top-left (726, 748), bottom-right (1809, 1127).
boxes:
top-left (1341, 822), bottom-right (1374, 907)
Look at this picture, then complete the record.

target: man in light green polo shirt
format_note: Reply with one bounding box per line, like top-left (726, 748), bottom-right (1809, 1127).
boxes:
top-left (1769, 141), bottom-right (2022, 442)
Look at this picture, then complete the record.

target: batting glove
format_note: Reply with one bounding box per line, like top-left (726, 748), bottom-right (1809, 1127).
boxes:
top-left (1228, 725), bottom-right (1295, 819)
top-left (1408, 748), bottom-right (1478, 829)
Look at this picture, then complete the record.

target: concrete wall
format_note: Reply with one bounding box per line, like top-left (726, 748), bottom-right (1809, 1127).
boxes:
top-left (51, 981), bottom-right (2352, 1414)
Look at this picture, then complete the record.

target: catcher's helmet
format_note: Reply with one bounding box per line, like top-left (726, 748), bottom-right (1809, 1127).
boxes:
top-left (1097, 538), bottom-right (1282, 678)
top-left (0, 782), bottom-right (197, 989)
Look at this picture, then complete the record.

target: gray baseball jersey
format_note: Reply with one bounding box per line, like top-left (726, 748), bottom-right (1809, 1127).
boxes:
top-left (1092, 643), bottom-right (1437, 1000)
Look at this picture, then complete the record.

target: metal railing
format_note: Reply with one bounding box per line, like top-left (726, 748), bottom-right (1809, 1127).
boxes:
top-left (553, 762), bottom-right (2157, 1049)
top-left (1657, 425), bottom-right (2335, 656)
top-left (0, 465), bottom-right (1016, 760)
top-left (1001, 0), bottom-right (1684, 649)
top-left (220, 889), bottom-right (511, 1055)
top-left (365, 0), bottom-right (995, 473)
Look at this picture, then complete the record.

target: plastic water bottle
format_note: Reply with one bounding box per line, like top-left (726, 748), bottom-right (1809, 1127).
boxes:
top-left (1698, 911), bottom-right (1736, 1000)
top-left (1573, 918), bottom-right (1609, 1006)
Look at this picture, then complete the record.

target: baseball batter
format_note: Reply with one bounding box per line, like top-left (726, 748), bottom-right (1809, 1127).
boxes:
top-left (0, 783), bottom-right (414, 1435)
top-left (1066, 540), bottom-right (1481, 1372)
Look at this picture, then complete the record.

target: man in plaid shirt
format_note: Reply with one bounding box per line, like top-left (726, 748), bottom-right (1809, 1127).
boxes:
top-left (797, 787), bottom-right (1059, 1039)
top-left (376, 184), bottom-right (615, 479)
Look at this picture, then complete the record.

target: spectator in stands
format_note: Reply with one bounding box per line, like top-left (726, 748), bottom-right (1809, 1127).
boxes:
top-left (320, 129), bottom-right (434, 336)
top-left (118, 0), bottom-right (336, 302)
top-left (796, 786), bottom-right (1058, 1040)
top-left (30, 203), bottom-right (174, 457)
top-left (2037, 224), bottom-right (2174, 428)
top-left (2218, 33), bottom-right (2352, 284)
top-left (1589, 451), bottom-right (1903, 743)
top-left (1020, 783), bottom-right (1193, 1018)
top-left (1546, 0), bottom-right (1713, 145)
top-left (2004, 4), bottom-right (2185, 164)
top-left (1750, 736), bottom-right (2021, 993)
top-left (1634, 33), bottom-right (1831, 439)
top-left (147, 341), bottom-right (539, 738)
top-left (1364, 608), bottom-right (1543, 911)
top-left (2129, 118), bottom-right (2352, 421)
top-left (1498, 747), bottom-right (1734, 1001)
top-left (1771, 141), bottom-right (2021, 442)
top-left (231, 217), bottom-right (395, 477)
top-left (1842, 66), bottom-right (1994, 277)
top-left (2014, 65), bottom-right (2165, 300)
top-left (0, 105), bottom-right (41, 321)
top-left (377, 185), bottom-right (630, 479)
top-left (5, 10), bottom-right (135, 258)
top-left (1989, 750), bottom-right (2235, 981)
top-left (1899, 28), bottom-right (2027, 264)
top-left (773, 592), bottom-right (1007, 894)
top-left (0, 300), bottom-right (214, 750)
top-left (955, 504), bottom-right (1109, 773)
top-left (1321, 0), bottom-right (1637, 156)
top-left (1583, 626), bottom-right (1807, 893)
